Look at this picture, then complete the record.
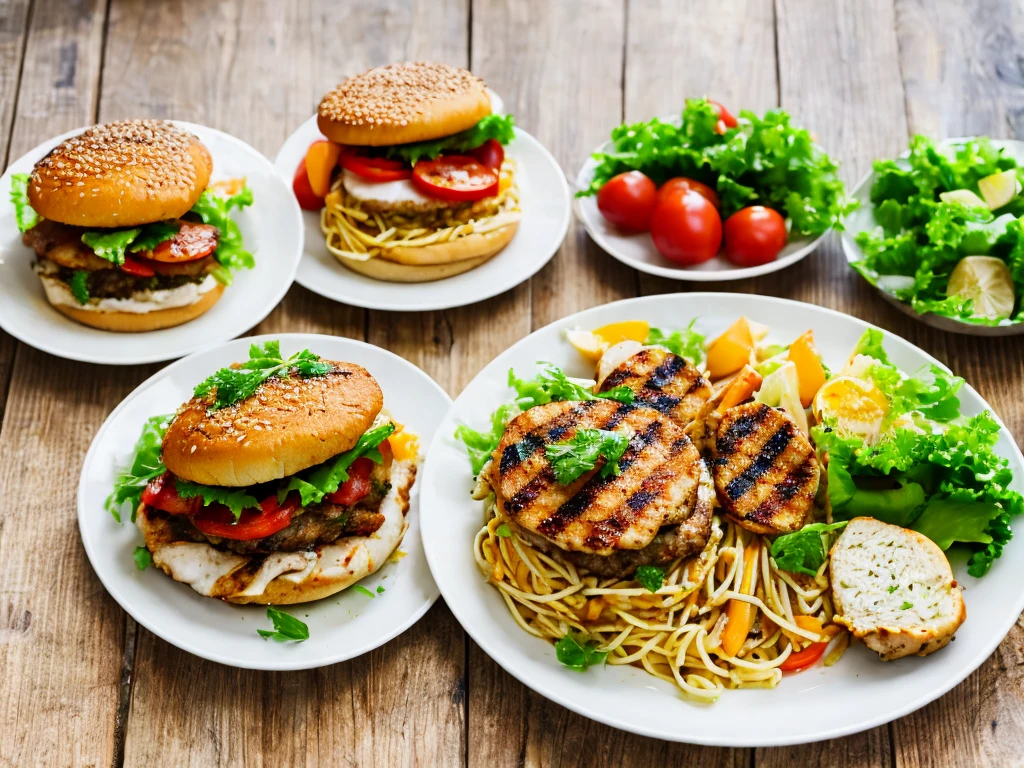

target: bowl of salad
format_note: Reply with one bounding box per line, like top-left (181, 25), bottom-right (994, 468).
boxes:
top-left (575, 99), bottom-right (855, 280)
top-left (843, 136), bottom-right (1024, 336)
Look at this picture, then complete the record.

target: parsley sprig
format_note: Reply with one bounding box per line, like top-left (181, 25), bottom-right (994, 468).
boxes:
top-left (769, 521), bottom-right (848, 576)
top-left (193, 341), bottom-right (333, 411)
top-left (634, 565), bottom-right (666, 593)
top-left (544, 428), bottom-right (629, 485)
top-left (554, 632), bottom-right (608, 671)
top-left (257, 607), bottom-right (309, 642)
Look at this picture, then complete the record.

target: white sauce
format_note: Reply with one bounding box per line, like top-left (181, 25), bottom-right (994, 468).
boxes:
top-left (341, 169), bottom-right (432, 205)
top-left (39, 273), bottom-right (219, 314)
top-left (154, 543), bottom-right (246, 595)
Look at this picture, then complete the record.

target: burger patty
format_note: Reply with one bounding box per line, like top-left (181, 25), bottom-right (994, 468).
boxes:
top-left (341, 187), bottom-right (507, 229)
top-left (37, 261), bottom-right (209, 299)
top-left (598, 346), bottom-right (713, 429)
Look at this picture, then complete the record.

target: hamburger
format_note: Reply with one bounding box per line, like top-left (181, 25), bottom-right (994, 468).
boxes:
top-left (294, 62), bottom-right (521, 283)
top-left (106, 341), bottom-right (418, 604)
top-left (10, 119), bottom-right (254, 332)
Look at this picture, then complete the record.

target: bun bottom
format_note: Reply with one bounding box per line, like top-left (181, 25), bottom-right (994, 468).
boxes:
top-left (50, 282), bottom-right (225, 332)
top-left (334, 223), bottom-right (518, 283)
top-left (138, 461), bottom-right (416, 605)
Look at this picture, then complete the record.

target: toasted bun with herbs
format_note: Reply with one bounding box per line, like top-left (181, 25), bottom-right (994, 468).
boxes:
top-left (317, 62), bottom-right (491, 147)
top-left (162, 360), bottom-right (383, 487)
top-left (28, 119), bottom-right (213, 227)
top-left (137, 460), bottom-right (416, 604)
top-left (48, 281), bottom-right (224, 331)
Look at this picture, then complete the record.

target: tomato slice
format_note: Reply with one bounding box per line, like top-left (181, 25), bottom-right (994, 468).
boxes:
top-left (120, 255), bottom-right (156, 277)
top-left (326, 457), bottom-right (375, 506)
top-left (468, 139), bottom-right (505, 170)
top-left (148, 223), bottom-right (218, 263)
top-left (779, 641), bottom-right (828, 672)
top-left (293, 158), bottom-right (325, 211)
top-left (411, 156), bottom-right (499, 201)
top-left (340, 148), bottom-right (413, 182)
top-left (192, 493), bottom-right (300, 541)
top-left (141, 472), bottom-right (200, 515)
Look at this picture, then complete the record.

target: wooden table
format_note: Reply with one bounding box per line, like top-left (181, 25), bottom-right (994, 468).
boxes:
top-left (1, 0), bottom-right (1022, 764)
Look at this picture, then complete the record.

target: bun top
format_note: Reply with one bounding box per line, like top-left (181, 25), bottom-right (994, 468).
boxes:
top-left (317, 62), bottom-right (491, 147)
top-left (162, 361), bottom-right (383, 487)
top-left (28, 119), bottom-right (212, 228)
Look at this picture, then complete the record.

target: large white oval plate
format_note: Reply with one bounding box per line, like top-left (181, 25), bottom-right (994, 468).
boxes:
top-left (274, 115), bottom-right (571, 312)
top-left (419, 293), bottom-right (1024, 745)
top-left (79, 333), bottom-right (448, 670)
top-left (0, 122), bottom-right (303, 364)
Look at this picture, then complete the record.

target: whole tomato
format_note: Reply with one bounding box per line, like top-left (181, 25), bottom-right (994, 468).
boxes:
top-left (650, 190), bottom-right (722, 265)
top-left (656, 177), bottom-right (720, 210)
top-left (723, 206), bottom-right (788, 267)
top-left (597, 171), bottom-right (658, 231)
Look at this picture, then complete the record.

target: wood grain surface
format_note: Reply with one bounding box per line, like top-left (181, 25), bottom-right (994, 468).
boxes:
top-left (0, 0), bottom-right (1021, 766)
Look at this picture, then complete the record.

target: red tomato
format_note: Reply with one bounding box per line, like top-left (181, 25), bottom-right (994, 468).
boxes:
top-left (468, 139), bottom-right (505, 170)
top-left (340, 149), bottom-right (413, 182)
top-left (650, 190), bottom-right (722, 265)
top-left (779, 641), bottom-right (828, 672)
top-left (723, 206), bottom-right (788, 267)
top-left (708, 100), bottom-right (738, 134)
top-left (141, 472), bottom-right (200, 515)
top-left (148, 223), bottom-right (218, 263)
top-left (292, 158), bottom-right (324, 211)
top-left (656, 177), bottom-right (720, 211)
top-left (412, 156), bottom-right (499, 201)
top-left (120, 255), bottom-right (156, 277)
top-left (192, 493), bottom-right (300, 541)
top-left (326, 457), bottom-right (375, 506)
top-left (597, 171), bottom-right (658, 231)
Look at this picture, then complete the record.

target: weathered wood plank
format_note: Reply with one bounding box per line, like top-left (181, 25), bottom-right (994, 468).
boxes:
top-left (0, 2), bottom-right (123, 764)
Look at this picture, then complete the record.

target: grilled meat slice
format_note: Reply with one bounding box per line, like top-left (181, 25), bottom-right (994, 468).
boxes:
top-left (710, 402), bottom-right (819, 535)
top-left (493, 399), bottom-right (710, 555)
top-left (597, 344), bottom-right (712, 428)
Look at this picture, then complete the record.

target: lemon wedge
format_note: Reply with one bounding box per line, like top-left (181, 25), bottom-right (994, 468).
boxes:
top-left (946, 256), bottom-right (1016, 320)
top-left (813, 376), bottom-right (889, 440)
top-left (567, 321), bottom-right (650, 362)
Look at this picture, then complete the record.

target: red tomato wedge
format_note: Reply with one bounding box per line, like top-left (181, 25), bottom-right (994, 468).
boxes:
top-left (340, 149), bottom-right (413, 182)
top-left (120, 255), bottom-right (156, 277)
top-left (292, 158), bottom-right (324, 211)
top-left (779, 641), bottom-right (828, 672)
top-left (411, 156), bottom-right (499, 201)
top-left (468, 138), bottom-right (505, 170)
top-left (148, 223), bottom-right (218, 263)
top-left (192, 493), bottom-right (300, 541)
top-left (305, 140), bottom-right (342, 197)
top-left (326, 457), bottom-right (375, 506)
top-left (141, 472), bottom-right (200, 515)
top-left (708, 100), bottom-right (738, 134)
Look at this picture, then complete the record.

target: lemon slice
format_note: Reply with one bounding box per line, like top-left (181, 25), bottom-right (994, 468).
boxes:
top-left (566, 320), bottom-right (650, 363)
top-left (946, 256), bottom-right (1016, 320)
top-left (813, 376), bottom-right (889, 439)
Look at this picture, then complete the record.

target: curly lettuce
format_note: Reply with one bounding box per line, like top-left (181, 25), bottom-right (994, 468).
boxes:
top-left (383, 114), bottom-right (515, 166)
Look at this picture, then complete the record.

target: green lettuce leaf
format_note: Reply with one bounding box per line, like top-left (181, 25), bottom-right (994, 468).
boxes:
top-left (769, 521), bottom-right (848, 576)
top-left (129, 221), bottom-right (180, 253)
top-left (105, 414), bottom-right (172, 523)
top-left (508, 364), bottom-right (634, 409)
top-left (174, 481), bottom-right (261, 519)
top-left (383, 114), bottom-right (515, 166)
top-left (190, 184), bottom-right (255, 285)
top-left (454, 401), bottom-right (522, 476)
top-left (10, 173), bottom-right (39, 232)
top-left (646, 320), bottom-right (706, 364)
top-left (81, 228), bottom-right (142, 267)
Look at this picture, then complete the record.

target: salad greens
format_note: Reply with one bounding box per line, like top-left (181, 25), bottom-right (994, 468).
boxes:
top-left (852, 135), bottom-right (1024, 324)
top-left (770, 522), bottom-right (848, 577)
top-left (9, 173), bottom-right (39, 233)
top-left (544, 428), bottom-right (629, 484)
top-left (106, 414), bottom-right (172, 522)
top-left (382, 114), bottom-right (515, 166)
top-left (646, 320), bottom-right (706, 365)
top-left (579, 98), bottom-right (855, 237)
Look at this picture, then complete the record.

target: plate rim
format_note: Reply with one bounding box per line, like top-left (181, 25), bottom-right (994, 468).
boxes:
top-left (77, 332), bottom-right (450, 670)
top-left (419, 291), bottom-right (1024, 745)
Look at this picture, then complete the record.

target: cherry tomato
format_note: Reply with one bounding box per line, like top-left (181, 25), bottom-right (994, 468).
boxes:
top-left (192, 493), bottom-right (300, 541)
top-left (148, 223), bottom-right (218, 263)
top-left (326, 458), bottom-right (375, 506)
top-left (656, 177), bottom-right (720, 211)
top-left (120, 255), bottom-right (156, 277)
top-left (650, 190), bottom-right (722, 265)
top-left (292, 158), bottom-right (324, 211)
top-left (708, 100), bottom-right (738, 134)
top-left (723, 206), bottom-right (788, 267)
top-left (779, 641), bottom-right (828, 672)
top-left (468, 138), bottom-right (505, 170)
top-left (340, 148), bottom-right (413, 182)
top-left (597, 171), bottom-right (658, 231)
top-left (305, 140), bottom-right (342, 197)
top-left (412, 156), bottom-right (499, 201)
top-left (141, 472), bottom-right (200, 515)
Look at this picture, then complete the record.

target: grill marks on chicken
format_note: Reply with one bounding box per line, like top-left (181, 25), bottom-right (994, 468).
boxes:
top-left (598, 346), bottom-right (712, 428)
top-left (711, 402), bottom-right (819, 535)
top-left (494, 400), bottom-right (710, 556)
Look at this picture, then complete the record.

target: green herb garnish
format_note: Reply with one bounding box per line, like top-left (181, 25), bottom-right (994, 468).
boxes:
top-left (81, 228), bottom-right (142, 267)
top-left (769, 521), bottom-right (849, 577)
top-left (634, 565), bottom-right (666, 593)
top-left (69, 270), bottom-right (90, 305)
top-left (495, 524), bottom-right (512, 538)
top-left (900, 601), bottom-right (914, 610)
top-left (352, 585), bottom-right (375, 599)
top-left (128, 221), bottom-right (180, 253)
top-left (646, 320), bottom-right (706, 365)
top-left (175, 481), bottom-right (260, 520)
top-left (133, 546), bottom-right (152, 571)
top-left (257, 607), bottom-right (309, 642)
top-left (554, 632), bottom-right (608, 671)
top-left (383, 114), bottom-right (515, 166)
top-left (544, 428), bottom-right (629, 485)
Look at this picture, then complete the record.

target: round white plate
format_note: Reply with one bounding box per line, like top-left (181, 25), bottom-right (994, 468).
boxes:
top-left (574, 131), bottom-right (830, 281)
top-left (274, 115), bottom-right (571, 312)
top-left (842, 137), bottom-right (1024, 336)
top-left (0, 122), bottom-right (303, 365)
top-left (419, 293), bottom-right (1024, 746)
top-left (79, 333), bottom-right (448, 670)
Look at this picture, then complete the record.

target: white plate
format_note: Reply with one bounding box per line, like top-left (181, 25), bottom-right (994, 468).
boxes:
top-left (842, 137), bottom-right (1024, 336)
top-left (0, 122), bottom-right (302, 365)
top-left (274, 115), bottom-right (571, 311)
top-left (574, 131), bottom-right (830, 281)
top-left (79, 333), bottom-right (449, 670)
top-left (419, 293), bottom-right (1024, 746)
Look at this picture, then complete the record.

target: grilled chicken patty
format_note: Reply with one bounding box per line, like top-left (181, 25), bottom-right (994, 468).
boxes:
top-left (492, 399), bottom-right (712, 558)
top-left (598, 346), bottom-right (712, 428)
top-left (710, 402), bottom-right (819, 535)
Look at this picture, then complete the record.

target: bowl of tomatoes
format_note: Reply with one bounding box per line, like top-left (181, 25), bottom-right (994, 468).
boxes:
top-left (574, 99), bottom-right (854, 281)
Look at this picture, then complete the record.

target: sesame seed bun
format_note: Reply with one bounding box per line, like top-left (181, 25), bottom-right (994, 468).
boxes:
top-left (48, 281), bottom-right (224, 331)
top-left (162, 362), bottom-right (383, 487)
top-left (317, 62), bottom-right (491, 147)
top-left (334, 223), bottom-right (517, 283)
top-left (28, 119), bottom-right (213, 228)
